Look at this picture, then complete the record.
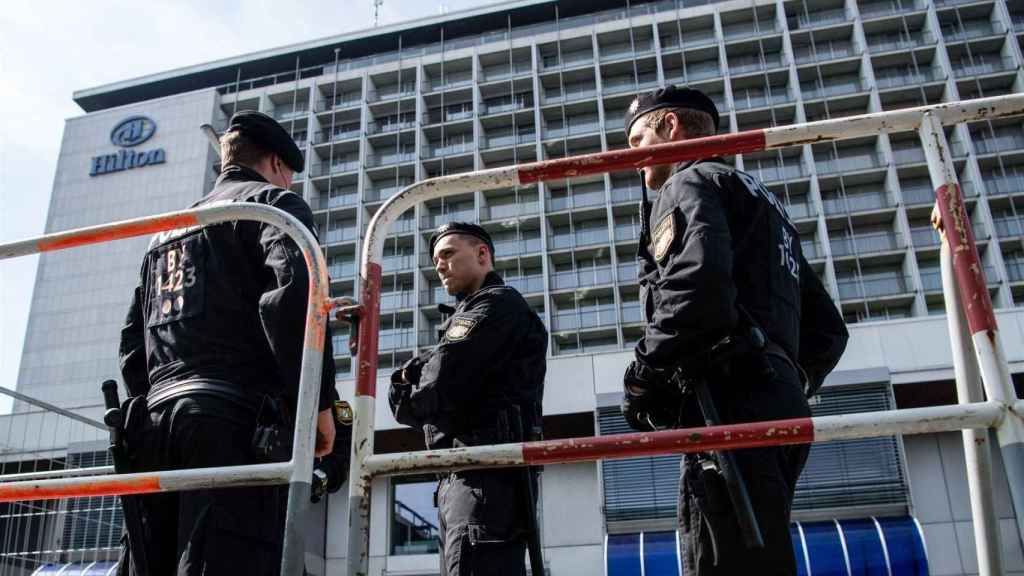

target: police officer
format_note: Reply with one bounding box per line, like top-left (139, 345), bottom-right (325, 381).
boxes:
top-left (388, 222), bottom-right (548, 576)
top-left (619, 86), bottom-right (848, 575)
top-left (117, 110), bottom-right (340, 575)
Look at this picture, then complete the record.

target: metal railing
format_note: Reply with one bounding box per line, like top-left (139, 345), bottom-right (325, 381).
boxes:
top-left (0, 203), bottom-right (333, 576)
top-left (349, 93), bottom-right (1024, 576)
top-left (2, 93), bottom-right (1023, 576)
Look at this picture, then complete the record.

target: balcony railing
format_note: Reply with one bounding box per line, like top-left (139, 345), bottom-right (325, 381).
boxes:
top-left (722, 20), bottom-right (778, 41)
top-left (621, 304), bottom-right (643, 324)
top-left (858, 0), bottom-right (924, 18)
top-left (749, 162), bottom-right (806, 183)
top-left (1007, 260), bottom-right (1024, 282)
top-left (328, 262), bottom-right (356, 279)
top-left (617, 262), bottom-right (639, 283)
top-left (729, 53), bottom-right (787, 75)
top-left (493, 237), bottom-right (543, 258)
top-left (541, 50), bottom-right (594, 70)
top-left (311, 160), bottom-right (359, 177)
top-left (551, 305), bottom-right (619, 331)
top-left (837, 275), bottom-right (912, 300)
top-left (733, 89), bottom-right (793, 111)
top-left (816, 153), bottom-right (884, 176)
top-left (602, 75), bottom-right (659, 95)
top-left (481, 131), bottom-right (536, 149)
top-left (364, 179), bottom-right (414, 203)
top-left (543, 85), bottom-right (598, 105)
top-left (942, 23), bottom-right (1006, 43)
top-left (801, 78), bottom-right (866, 100)
top-left (422, 142), bottom-right (474, 159)
top-left (548, 228), bottom-right (610, 250)
top-left (481, 199), bottom-right (540, 221)
top-left (614, 224), bottom-right (641, 242)
top-left (378, 330), bottom-right (416, 350)
top-left (316, 95), bottom-right (362, 112)
top-left (422, 108), bottom-right (474, 125)
top-left (325, 227), bottom-right (358, 244)
top-left (875, 67), bottom-right (944, 89)
top-left (366, 119), bottom-right (416, 135)
top-left (366, 151), bottom-right (416, 168)
top-left (548, 187), bottom-right (605, 211)
top-left (545, 119), bottom-right (602, 139)
top-left (993, 217), bottom-right (1024, 238)
top-left (421, 209), bottom-right (476, 229)
top-left (866, 32), bottom-right (934, 53)
top-left (314, 191), bottom-right (358, 210)
top-left (504, 275), bottom-right (545, 294)
top-left (421, 286), bottom-right (452, 306)
top-left (273, 105), bottom-right (309, 120)
top-left (786, 202), bottom-right (817, 221)
top-left (802, 240), bottom-right (823, 260)
top-left (611, 186), bottom-right (642, 204)
top-left (983, 174), bottom-right (1024, 197)
top-left (422, 72), bottom-right (474, 92)
top-left (658, 30), bottom-right (717, 51)
top-left (381, 255), bottom-right (416, 273)
top-left (822, 191), bottom-right (894, 215)
top-left (380, 291), bottom-right (416, 311)
top-left (793, 7), bottom-right (849, 29)
top-left (793, 43), bottom-right (860, 65)
top-left (599, 41), bottom-right (654, 62)
top-left (366, 83), bottom-right (417, 102)
top-left (830, 232), bottom-right (903, 257)
top-left (892, 147), bottom-right (926, 166)
top-left (314, 126), bottom-right (361, 144)
top-left (480, 62), bottom-right (532, 82)
top-left (973, 130), bottom-right (1024, 155)
top-left (480, 97), bottom-right (533, 115)
top-left (550, 266), bottom-right (615, 290)
top-left (952, 57), bottom-right (1018, 78)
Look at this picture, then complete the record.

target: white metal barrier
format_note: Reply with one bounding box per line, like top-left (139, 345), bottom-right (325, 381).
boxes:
top-left (0, 204), bottom-right (333, 575)
top-left (346, 93), bottom-right (1024, 576)
top-left (0, 94), bottom-right (1021, 576)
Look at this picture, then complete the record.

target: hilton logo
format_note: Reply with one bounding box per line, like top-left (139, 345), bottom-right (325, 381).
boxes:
top-left (90, 116), bottom-right (167, 176)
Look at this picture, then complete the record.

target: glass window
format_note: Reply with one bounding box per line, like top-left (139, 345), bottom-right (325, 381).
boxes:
top-left (391, 475), bottom-right (441, 555)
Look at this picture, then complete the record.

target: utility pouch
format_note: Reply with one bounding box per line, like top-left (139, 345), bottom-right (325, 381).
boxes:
top-left (251, 395), bottom-right (291, 462)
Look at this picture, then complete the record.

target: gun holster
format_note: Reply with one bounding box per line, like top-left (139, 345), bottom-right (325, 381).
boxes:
top-left (251, 395), bottom-right (292, 462)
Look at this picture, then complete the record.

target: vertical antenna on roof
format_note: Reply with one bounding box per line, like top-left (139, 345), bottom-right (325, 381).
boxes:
top-left (373, 0), bottom-right (383, 26)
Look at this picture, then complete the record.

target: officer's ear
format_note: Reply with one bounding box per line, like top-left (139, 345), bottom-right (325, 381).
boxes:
top-left (666, 112), bottom-right (686, 141)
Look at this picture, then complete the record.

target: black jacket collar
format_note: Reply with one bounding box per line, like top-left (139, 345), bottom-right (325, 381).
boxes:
top-left (216, 164), bottom-right (269, 187)
top-left (455, 271), bottom-right (504, 304)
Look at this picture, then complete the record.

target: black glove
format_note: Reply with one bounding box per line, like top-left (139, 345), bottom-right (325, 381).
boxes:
top-left (391, 355), bottom-right (428, 387)
top-left (621, 360), bottom-right (680, 431)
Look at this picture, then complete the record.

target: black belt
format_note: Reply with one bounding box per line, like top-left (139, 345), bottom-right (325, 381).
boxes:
top-left (147, 379), bottom-right (261, 412)
top-left (452, 427), bottom-right (506, 448)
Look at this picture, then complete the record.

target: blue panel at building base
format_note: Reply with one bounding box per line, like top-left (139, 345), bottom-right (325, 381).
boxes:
top-left (30, 561), bottom-right (118, 576)
top-left (607, 517), bottom-right (927, 576)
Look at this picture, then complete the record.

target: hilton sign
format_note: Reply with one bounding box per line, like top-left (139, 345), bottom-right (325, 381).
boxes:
top-left (90, 116), bottom-right (167, 176)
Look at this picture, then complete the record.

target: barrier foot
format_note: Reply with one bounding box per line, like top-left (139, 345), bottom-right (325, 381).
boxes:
top-left (281, 480), bottom-right (311, 576)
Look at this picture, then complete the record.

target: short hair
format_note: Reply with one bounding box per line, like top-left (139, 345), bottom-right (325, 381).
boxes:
top-left (644, 107), bottom-right (717, 139)
top-left (219, 130), bottom-right (273, 168)
top-left (459, 234), bottom-right (494, 265)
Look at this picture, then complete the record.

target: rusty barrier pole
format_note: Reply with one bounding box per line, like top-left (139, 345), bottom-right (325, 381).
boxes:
top-left (347, 93), bottom-right (1024, 575)
top-left (0, 203), bottom-right (329, 576)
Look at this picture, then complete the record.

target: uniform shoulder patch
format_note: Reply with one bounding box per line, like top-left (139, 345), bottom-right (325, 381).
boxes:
top-left (445, 316), bottom-right (477, 341)
top-left (652, 211), bottom-right (676, 262)
top-left (333, 400), bottom-right (353, 426)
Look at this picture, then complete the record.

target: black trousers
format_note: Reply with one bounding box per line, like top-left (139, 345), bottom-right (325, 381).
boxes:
top-left (437, 468), bottom-right (534, 576)
top-left (118, 395), bottom-right (283, 576)
top-left (678, 355), bottom-right (811, 576)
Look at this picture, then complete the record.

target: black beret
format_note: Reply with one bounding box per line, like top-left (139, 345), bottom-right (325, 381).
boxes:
top-left (227, 110), bottom-right (305, 173)
top-left (624, 85), bottom-right (720, 137)
top-left (429, 222), bottom-right (495, 257)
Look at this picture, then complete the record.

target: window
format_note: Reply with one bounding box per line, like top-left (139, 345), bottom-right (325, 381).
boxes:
top-left (391, 475), bottom-right (441, 555)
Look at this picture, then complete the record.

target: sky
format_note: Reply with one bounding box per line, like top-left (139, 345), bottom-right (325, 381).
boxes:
top-left (0, 0), bottom-right (509, 412)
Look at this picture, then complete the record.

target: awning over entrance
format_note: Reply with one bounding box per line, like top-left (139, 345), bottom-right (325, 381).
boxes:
top-left (606, 516), bottom-right (928, 576)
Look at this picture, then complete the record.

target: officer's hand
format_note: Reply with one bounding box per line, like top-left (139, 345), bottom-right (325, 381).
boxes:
top-left (315, 408), bottom-right (336, 457)
top-left (622, 392), bottom-right (655, 432)
top-left (623, 360), bottom-right (663, 395)
top-left (392, 355), bottom-right (426, 387)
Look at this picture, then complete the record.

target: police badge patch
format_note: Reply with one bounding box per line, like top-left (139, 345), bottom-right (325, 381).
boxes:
top-left (333, 400), bottom-right (353, 426)
top-left (445, 316), bottom-right (477, 341)
top-left (652, 211), bottom-right (676, 262)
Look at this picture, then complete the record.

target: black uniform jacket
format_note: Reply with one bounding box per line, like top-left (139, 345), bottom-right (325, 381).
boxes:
top-left (118, 165), bottom-right (338, 412)
top-left (389, 272), bottom-right (548, 449)
top-left (636, 158), bottom-right (847, 389)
